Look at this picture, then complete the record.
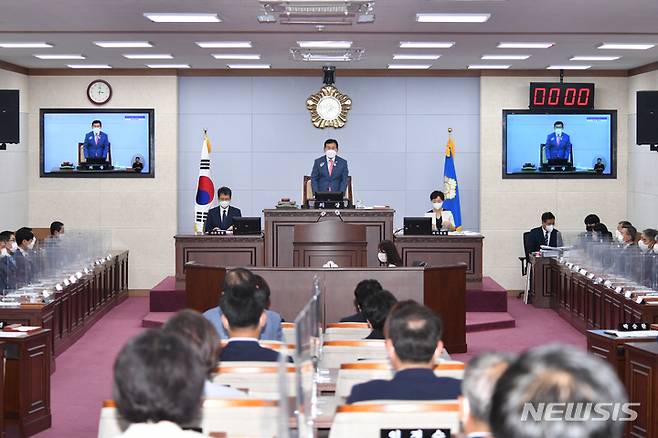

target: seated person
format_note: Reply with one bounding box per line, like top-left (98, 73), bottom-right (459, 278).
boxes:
top-left (459, 352), bottom-right (515, 438)
top-left (620, 224), bottom-right (638, 248)
top-left (592, 223), bottom-right (613, 241)
top-left (425, 190), bottom-right (456, 231)
top-left (584, 214), bottom-right (600, 233)
top-left (490, 344), bottom-right (627, 438)
top-left (615, 220), bottom-right (633, 243)
top-left (50, 221), bottom-right (65, 237)
top-left (162, 309), bottom-right (245, 398)
top-left (377, 240), bottom-right (403, 267)
top-left (113, 329), bottom-right (205, 437)
top-left (346, 301), bottom-right (461, 404)
top-left (0, 231), bottom-right (17, 291)
top-left (340, 279), bottom-right (383, 323)
top-left (13, 227), bottom-right (35, 286)
top-left (639, 228), bottom-right (657, 253)
top-left (204, 186), bottom-right (242, 232)
top-left (203, 271), bottom-right (283, 341)
top-left (527, 212), bottom-right (563, 253)
top-left (361, 289), bottom-right (397, 340)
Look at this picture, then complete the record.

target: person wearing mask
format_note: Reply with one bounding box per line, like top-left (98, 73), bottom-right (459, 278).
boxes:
top-left (459, 352), bottom-right (516, 438)
top-left (527, 212), bottom-right (563, 253)
top-left (377, 240), bottom-right (403, 267)
top-left (163, 309), bottom-right (246, 398)
top-left (204, 186), bottom-right (242, 232)
top-left (544, 121), bottom-right (572, 161)
top-left (0, 231), bottom-right (17, 292)
top-left (592, 223), bottom-right (613, 241)
top-left (424, 190), bottom-right (456, 232)
top-left (584, 214), bottom-right (601, 233)
top-left (310, 139), bottom-right (349, 195)
top-left (50, 221), bottom-right (65, 237)
top-left (639, 228), bottom-right (657, 253)
top-left (14, 227), bottom-right (35, 286)
top-left (361, 289), bottom-right (398, 340)
top-left (615, 221), bottom-right (633, 243)
top-left (82, 119), bottom-right (110, 163)
top-left (340, 279), bottom-right (383, 323)
top-left (620, 224), bottom-right (637, 248)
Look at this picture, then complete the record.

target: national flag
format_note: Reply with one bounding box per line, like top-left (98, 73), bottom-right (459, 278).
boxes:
top-left (443, 131), bottom-right (463, 231)
top-left (194, 131), bottom-right (215, 234)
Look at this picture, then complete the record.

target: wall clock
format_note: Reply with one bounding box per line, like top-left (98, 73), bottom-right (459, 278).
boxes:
top-left (87, 79), bottom-right (112, 105)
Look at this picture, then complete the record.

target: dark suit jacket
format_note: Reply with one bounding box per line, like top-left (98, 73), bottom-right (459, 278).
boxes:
top-left (310, 155), bottom-right (349, 194)
top-left (13, 250), bottom-right (33, 286)
top-left (339, 312), bottom-right (367, 323)
top-left (219, 340), bottom-right (292, 363)
top-left (82, 131), bottom-right (110, 160)
top-left (204, 205), bottom-right (242, 232)
top-left (527, 226), bottom-right (560, 254)
top-left (544, 132), bottom-right (572, 160)
top-left (364, 329), bottom-right (384, 340)
top-left (0, 255), bottom-right (17, 291)
top-left (346, 368), bottom-right (462, 404)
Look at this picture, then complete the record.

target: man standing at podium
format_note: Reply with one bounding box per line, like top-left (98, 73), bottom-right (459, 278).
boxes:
top-left (82, 119), bottom-right (110, 162)
top-left (204, 186), bottom-right (241, 232)
top-left (310, 139), bottom-right (349, 195)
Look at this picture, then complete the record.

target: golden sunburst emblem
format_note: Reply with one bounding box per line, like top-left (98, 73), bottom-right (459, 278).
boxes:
top-left (306, 85), bottom-right (352, 129)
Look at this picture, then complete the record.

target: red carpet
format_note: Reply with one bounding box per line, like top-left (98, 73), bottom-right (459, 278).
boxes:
top-left (34, 295), bottom-right (584, 437)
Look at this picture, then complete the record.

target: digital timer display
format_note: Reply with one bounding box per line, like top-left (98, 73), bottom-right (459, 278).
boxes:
top-left (529, 82), bottom-right (595, 110)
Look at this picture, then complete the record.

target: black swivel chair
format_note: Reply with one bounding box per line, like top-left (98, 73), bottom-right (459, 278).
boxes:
top-left (518, 231), bottom-right (533, 300)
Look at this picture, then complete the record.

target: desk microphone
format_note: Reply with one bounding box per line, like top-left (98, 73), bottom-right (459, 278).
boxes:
top-left (334, 210), bottom-right (344, 222)
top-left (316, 211), bottom-right (327, 222)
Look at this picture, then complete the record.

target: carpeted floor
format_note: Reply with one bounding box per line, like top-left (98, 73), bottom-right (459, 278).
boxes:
top-left (34, 295), bottom-right (584, 437)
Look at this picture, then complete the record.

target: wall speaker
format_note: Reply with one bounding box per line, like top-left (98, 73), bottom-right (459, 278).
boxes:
top-left (0, 90), bottom-right (19, 144)
top-left (637, 90), bottom-right (658, 146)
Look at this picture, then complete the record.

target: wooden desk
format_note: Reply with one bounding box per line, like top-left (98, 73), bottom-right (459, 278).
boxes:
top-left (2, 329), bottom-right (52, 437)
top-left (625, 342), bottom-right (658, 438)
top-left (175, 235), bottom-right (264, 282)
top-left (185, 263), bottom-right (467, 353)
top-left (263, 208), bottom-right (394, 268)
top-left (394, 234), bottom-right (483, 281)
top-left (586, 330), bottom-right (657, 382)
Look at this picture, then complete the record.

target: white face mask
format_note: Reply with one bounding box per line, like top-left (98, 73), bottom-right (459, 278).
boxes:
top-left (10, 242), bottom-right (17, 252)
top-left (27, 238), bottom-right (35, 250)
top-left (0, 248), bottom-right (7, 257)
top-left (219, 200), bottom-right (230, 209)
top-left (377, 252), bottom-right (388, 263)
top-left (92, 127), bottom-right (101, 135)
top-left (614, 230), bottom-right (624, 243)
top-left (555, 128), bottom-right (563, 136)
top-left (544, 224), bottom-right (554, 233)
top-left (432, 202), bottom-right (443, 210)
top-left (325, 149), bottom-right (337, 160)
top-left (639, 241), bottom-right (649, 253)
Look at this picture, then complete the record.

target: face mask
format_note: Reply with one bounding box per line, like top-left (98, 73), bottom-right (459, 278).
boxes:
top-left (432, 202), bottom-right (443, 210)
top-left (614, 230), bottom-right (624, 243)
top-left (0, 248), bottom-right (7, 257)
top-left (544, 224), bottom-right (554, 233)
top-left (325, 149), bottom-right (337, 160)
top-left (27, 238), bottom-right (35, 250)
top-left (10, 242), bottom-right (17, 252)
top-left (555, 128), bottom-right (563, 136)
top-left (639, 241), bottom-right (649, 253)
top-left (219, 200), bottom-right (230, 209)
top-left (377, 252), bottom-right (387, 263)
top-left (92, 127), bottom-right (101, 135)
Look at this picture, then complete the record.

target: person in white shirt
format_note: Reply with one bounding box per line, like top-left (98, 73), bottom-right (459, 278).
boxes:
top-left (425, 190), bottom-right (456, 232)
top-left (113, 330), bottom-right (206, 437)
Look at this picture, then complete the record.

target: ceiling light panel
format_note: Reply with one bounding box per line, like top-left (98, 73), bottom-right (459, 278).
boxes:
top-left (259, 1), bottom-right (375, 24)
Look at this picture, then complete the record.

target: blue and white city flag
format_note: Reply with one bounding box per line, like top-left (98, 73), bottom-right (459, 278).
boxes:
top-left (443, 130), bottom-right (463, 231)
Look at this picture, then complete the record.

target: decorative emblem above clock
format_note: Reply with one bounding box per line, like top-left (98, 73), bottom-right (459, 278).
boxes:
top-left (87, 79), bottom-right (112, 105)
top-left (306, 66), bottom-right (352, 129)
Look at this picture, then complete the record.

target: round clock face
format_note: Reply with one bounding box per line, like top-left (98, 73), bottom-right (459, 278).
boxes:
top-left (316, 95), bottom-right (342, 121)
top-left (87, 80), bottom-right (112, 105)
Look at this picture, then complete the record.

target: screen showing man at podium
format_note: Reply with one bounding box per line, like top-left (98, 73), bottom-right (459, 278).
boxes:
top-left (82, 119), bottom-right (110, 164)
top-left (310, 138), bottom-right (349, 195)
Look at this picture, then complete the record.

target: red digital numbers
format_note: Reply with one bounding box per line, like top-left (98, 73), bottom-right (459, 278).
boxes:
top-left (530, 84), bottom-right (594, 109)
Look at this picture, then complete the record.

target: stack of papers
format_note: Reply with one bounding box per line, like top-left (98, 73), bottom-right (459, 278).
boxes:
top-left (603, 330), bottom-right (658, 338)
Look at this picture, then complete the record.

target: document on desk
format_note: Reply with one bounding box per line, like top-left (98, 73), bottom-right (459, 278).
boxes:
top-left (0, 331), bottom-right (28, 338)
top-left (603, 330), bottom-right (658, 338)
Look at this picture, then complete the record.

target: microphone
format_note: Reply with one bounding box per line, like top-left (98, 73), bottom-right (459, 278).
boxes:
top-left (334, 210), bottom-right (344, 222)
top-left (316, 210), bottom-right (327, 222)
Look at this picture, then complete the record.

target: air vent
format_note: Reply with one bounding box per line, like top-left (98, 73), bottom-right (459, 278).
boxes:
top-left (290, 47), bottom-right (366, 62)
top-left (259, 1), bottom-right (375, 25)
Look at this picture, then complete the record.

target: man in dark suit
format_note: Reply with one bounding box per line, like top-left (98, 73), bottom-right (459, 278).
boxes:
top-left (204, 186), bottom-right (242, 232)
top-left (310, 139), bottom-right (349, 195)
top-left (13, 227), bottom-right (35, 287)
top-left (544, 121), bottom-right (572, 161)
top-left (218, 268), bottom-right (290, 362)
top-left (362, 289), bottom-right (397, 340)
top-left (527, 212), bottom-right (563, 254)
top-left (0, 231), bottom-right (17, 291)
top-left (82, 119), bottom-right (111, 162)
top-left (340, 279), bottom-right (383, 323)
top-left (346, 301), bottom-right (462, 403)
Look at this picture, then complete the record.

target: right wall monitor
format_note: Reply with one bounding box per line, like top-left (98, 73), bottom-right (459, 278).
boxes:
top-left (502, 109), bottom-right (617, 179)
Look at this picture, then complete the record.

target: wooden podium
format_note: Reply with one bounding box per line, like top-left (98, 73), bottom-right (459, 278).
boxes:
top-left (293, 221), bottom-right (367, 268)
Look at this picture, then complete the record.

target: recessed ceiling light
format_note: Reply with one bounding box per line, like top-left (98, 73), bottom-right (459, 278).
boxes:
top-left (598, 43), bottom-right (655, 50)
top-left (34, 54), bottom-right (85, 60)
top-left (144, 13), bottom-right (221, 23)
top-left (227, 64), bottom-right (271, 69)
top-left (297, 41), bottom-right (353, 49)
top-left (0, 42), bottom-right (53, 48)
top-left (212, 54), bottom-right (262, 60)
top-left (387, 64), bottom-right (432, 70)
top-left (468, 64), bottom-right (510, 69)
top-left (123, 54), bottom-right (174, 59)
top-left (67, 64), bottom-right (112, 69)
top-left (481, 54), bottom-right (530, 60)
top-left (393, 54), bottom-right (441, 60)
top-left (497, 42), bottom-right (553, 49)
top-left (400, 41), bottom-right (455, 49)
top-left (570, 56), bottom-right (620, 61)
top-left (146, 64), bottom-right (190, 68)
top-left (416, 13), bottom-right (491, 23)
top-left (94, 41), bottom-right (153, 48)
top-left (196, 41), bottom-right (252, 48)
top-left (546, 65), bottom-right (591, 70)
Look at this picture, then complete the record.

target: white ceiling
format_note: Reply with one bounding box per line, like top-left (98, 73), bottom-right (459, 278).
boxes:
top-left (1, 0), bottom-right (658, 70)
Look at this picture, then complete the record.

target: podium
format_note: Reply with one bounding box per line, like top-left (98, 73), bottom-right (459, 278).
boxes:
top-left (293, 221), bottom-right (367, 268)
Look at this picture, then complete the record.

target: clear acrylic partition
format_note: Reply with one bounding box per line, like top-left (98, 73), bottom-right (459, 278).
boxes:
top-left (0, 230), bottom-right (113, 307)
top-left (293, 276), bottom-right (323, 438)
